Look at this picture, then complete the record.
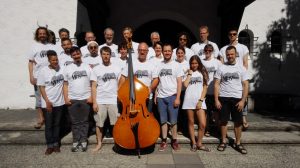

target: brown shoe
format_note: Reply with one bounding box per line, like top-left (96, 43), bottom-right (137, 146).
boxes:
top-left (45, 148), bottom-right (54, 155)
top-left (53, 147), bottom-right (60, 153)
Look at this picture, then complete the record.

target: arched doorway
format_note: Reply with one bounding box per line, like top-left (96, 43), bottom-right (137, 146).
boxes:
top-left (133, 19), bottom-right (197, 48)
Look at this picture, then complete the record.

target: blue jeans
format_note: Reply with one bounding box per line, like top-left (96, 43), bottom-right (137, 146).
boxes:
top-left (43, 105), bottom-right (63, 148)
top-left (157, 95), bottom-right (179, 125)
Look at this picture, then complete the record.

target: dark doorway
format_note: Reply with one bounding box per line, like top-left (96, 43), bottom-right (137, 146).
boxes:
top-left (133, 19), bottom-right (197, 48)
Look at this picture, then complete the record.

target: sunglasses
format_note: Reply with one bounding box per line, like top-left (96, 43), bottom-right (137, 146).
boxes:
top-left (228, 33), bottom-right (237, 36)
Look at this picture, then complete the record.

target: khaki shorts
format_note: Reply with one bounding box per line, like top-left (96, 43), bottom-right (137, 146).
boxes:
top-left (94, 104), bottom-right (119, 127)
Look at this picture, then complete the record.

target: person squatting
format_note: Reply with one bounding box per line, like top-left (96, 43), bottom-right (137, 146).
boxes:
top-left (28, 26), bottom-right (249, 155)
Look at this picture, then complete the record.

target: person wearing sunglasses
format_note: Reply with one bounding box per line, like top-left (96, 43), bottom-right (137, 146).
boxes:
top-left (218, 28), bottom-right (250, 131)
top-left (191, 26), bottom-right (220, 60)
top-left (201, 44), bottom-right (222, 137)
top-left (172, 32), bottom-right (195, 62)
top-left (82, 41), bottom-right (102, 68)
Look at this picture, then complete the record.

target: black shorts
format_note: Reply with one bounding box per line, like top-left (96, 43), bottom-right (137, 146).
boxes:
top-left (205, 95), bottom-right (217, 115)
top-left (219, 97), bottom-right (243, 123)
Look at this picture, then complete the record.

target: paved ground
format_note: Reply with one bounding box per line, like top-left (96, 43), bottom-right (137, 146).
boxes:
top-left (0, 144), bottom-right (299, 168)
top-left (0, 109), bottom-right (300, 168)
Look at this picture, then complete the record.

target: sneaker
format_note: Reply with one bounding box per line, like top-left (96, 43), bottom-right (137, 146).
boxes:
top-left (81, 141), bottom-right (88, 152)
top-left (159, 141), bottom-right (167, 152)
top-left (171, 140), bottom-right (180, 151)
top-left (71, 142), bottom-right (80, 152)
top-left (53, 146), bottom-right (60, 153)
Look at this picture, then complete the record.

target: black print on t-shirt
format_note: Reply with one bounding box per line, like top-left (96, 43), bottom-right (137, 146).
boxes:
top-left (206, 66), bottom-right (216, 73)
top-left (135, 70), bottom-right (149, 78)
top-left (72, 70), bottom-right (88, 80)
top-left (223, 72), bottom-right (239, 82)
top-left (159, 69), bottom-right (172, 77)
top-left (189, 77), bottom-right (202, 85)
top-left (37, 50), bottom-right (48, 58)
top-left (51, 74), bottom-right (64, 86)
top-left (101, 73), bottom-right (116, 82)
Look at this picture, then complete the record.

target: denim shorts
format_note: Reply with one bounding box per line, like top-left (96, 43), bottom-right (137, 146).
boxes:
top-left (157, 95), bottom-right (179, 125)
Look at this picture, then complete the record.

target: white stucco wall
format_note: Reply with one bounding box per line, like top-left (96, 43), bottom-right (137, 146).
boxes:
top-left (0, 0), bottom-right (77, 109)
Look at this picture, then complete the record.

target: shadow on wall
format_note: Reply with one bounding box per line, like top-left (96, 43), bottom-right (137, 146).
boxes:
top-left (252, 0), bottom-right (300, 114)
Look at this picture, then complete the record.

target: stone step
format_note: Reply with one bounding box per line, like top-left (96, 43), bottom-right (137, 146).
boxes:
top-left (1, 130), bottom-right (299, 145)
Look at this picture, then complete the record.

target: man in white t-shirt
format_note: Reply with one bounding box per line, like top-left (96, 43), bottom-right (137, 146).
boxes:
top-left (218, 28), bottom-right (250, 130)
top-left (63, 46), bottom-right (96, 152)
top-left (214, 46), bottom-right (249, 154)
top-left (172, 32), bottom-right (195, 61)
top-left (122, 26), bottom-right (139, 60)
top-left (80, 31), bottom-right (96, 58)
top-left (55, 28), bottom-right (70, 55)
top-left (148, 32), bottom-right (160, 59)
top-left (28, 27), bottom-right (55, 129)
top-left (91, 46), bottom-right (121, 152)
top-left (58, 38), bottom-right (73, 67)
top-left (37, 50), bottom-right (65, 155)
top-left (119, 42), bottom-right (157, 112)
top-left (82, 41), bottom-right (102, 68)
top-left (99, 28), bottom-right (118, 58)
top-left (191, 26), bottom-right (219, 59)
top-left (152, 44), bottom-right (183, 151)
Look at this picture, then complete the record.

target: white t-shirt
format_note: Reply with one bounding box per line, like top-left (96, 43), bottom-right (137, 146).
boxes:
top-left (147, 47), bottom-right (155, 60)
top-left (55, 41), bottom-right (64, 56)
top-left (201, 58), bottom-right (222, 95)
top-left (191, 41), bottom-right (219, 59)
top-left (149, 56), bottom-right (164, 69)
top-left (219, 43), bottom-right (249, 66)
top-left (37, 66), bottom-right (65, 108)
top-left (177, 60), bottom-right (189, 81)
top-left (172, 47), bottom-right (195, 61)
top-left (82, 55), bottom-right (102, 68)
top-left (28, 41), bottom-right (55, 78)
top-left (155, 60), bottom-right (183, 98)
top-left (80, 45), bottom-right (90, 58)
top-left (58, 52), bottom-right (73, 67)
top-left (63, 62), bottom-right (96, 100)
top-left (99, 43), bottom-right (118, 58)
top-left (182, 71), bottom-right (207, 110)
top-left (127, 41), bottom-right (139, 60)
top-left (214, 63), bottom-right (249, 98)
top-left (93, 64), bottom-right (121, 104)
top-left (112, 58), bottom-right (127, 72)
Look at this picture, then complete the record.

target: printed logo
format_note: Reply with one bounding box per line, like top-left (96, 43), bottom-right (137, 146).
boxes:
top-left (72, 70), bottom-right (88, 80)
top-left (159, 69), bottom-right (172, 77)
top-left (51, 74), bottom-right (64, 86)
top-left (189, 77), bottom-right (202, 85)
top-left (198, 49), bottom-right (204, 56)
top-left (206, 66), bottom-right (216, 73)
top-left (101, 73), bottom-right (116, 82)
top-left (39, 50), bottom-right (48, 58)
top-left (223, 72), bottom-right (239, 82)
top-left (135, 70), bottom-right (149, 78)
top-left (64, 61), bottom-right (73, 66)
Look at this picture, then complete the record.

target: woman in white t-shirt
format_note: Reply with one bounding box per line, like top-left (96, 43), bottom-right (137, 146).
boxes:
top-left (182, 55), bottom-right (210, 152)
top-left (37, 50), bottom-right (65, 155)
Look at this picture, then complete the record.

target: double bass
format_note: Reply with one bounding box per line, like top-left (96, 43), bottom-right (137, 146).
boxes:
top-left (113, 40), bottom-right (160, 157)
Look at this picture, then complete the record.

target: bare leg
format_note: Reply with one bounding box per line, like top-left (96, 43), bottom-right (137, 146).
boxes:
top-left (187, 110), bottom-right (196, 145)
top-left (171, 124), bottom-right (177, 140)
top-left (161, 123), bottom-right (168, 139)
top-left (92, 127), bottom-right (103, 152)
top-left (220, 121), bottom-right (228, 143)
top-left (234, 122), bottom-right (242, 144)
top-left (196, 109), bottom-right (206, 147)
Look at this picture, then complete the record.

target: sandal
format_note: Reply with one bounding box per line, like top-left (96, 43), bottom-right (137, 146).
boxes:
top-left (235, 144), bottom-right (247, 154)
top-left (204, 131), bottom-right (210, 137)
top-left (190, 144), bottom-right (197, 152)
top-left (197, 145), bottom-right (211, 152)
top-left (217, 142), bottom-right (227, 151)
top-left (34, 121), bottom-right (44, 129)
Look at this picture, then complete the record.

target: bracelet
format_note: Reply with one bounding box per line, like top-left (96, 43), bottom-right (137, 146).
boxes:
top-left (198, 99), bottom-right (203, 102)
top-left (187, 74), bottom-right (192, 76)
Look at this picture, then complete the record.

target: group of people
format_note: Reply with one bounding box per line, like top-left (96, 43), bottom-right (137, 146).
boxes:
top-left (27, 25), bottom-right (249, 155)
